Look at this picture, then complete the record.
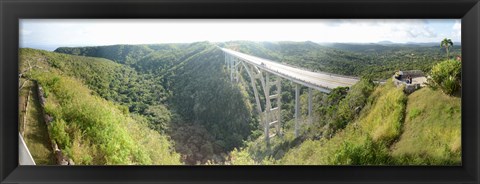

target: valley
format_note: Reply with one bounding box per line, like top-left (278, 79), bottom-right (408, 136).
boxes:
top-left (19, 41), bottom-right (461, 165)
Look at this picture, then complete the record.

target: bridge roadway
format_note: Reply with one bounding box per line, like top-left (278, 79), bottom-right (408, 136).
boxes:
top-left (220, 48), bottom-right (359, 92)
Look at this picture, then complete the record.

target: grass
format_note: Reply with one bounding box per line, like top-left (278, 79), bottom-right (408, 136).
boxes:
top-left (359, 81), bottom-right (407, 144)
top-left (20, 80), bottom-right (56, 165)
top-left (21, 49), bottom-right (182, 165)
top-left (391, 87), bottom-right (461, 165)
top-left (35, 72), bottom-right (181, 165)
top-left (279, 82), bottom-right (461, 165)
top-left (279, 80), bottom-right (406, 165)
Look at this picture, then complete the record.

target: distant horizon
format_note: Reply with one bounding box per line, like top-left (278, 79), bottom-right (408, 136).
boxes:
top-left (22, 40), bottom-right (462, 52)
top-left (20, 19), bottom-right (461, 51)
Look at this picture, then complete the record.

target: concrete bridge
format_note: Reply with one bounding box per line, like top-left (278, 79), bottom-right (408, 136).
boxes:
top-left (221, 48), bottom-right (359, 145)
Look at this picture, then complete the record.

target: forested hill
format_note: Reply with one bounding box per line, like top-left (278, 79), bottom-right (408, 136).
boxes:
top-left (55, 42), bottom-right (204, 67)
top-left (55, 44), bottom-right (154, 65)
top-left (51, 42), bottom-right (257, 164)
top-left (322, 42), bottom-right (461, 53)
top-left (56, 41), bottom-right (460, 80)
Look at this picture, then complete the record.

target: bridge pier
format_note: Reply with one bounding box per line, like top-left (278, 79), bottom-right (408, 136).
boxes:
top-left (231, 57), bottom-right (283, 145)
top-left (225, 53), bottom-right (234, 82)
top-left (262, 72), bottom-right (282, 145)
top-left (264, 73), bottom-right (271, 144)
top-left (275, 77), bottom-right (282, 136)
top-left (295, 83), bottom-right (300, 137)
top-left (242, 62), bottom-right (262, 114)
top-left (308, 88), bottom-right (312, 124)
top-left (234, 59), bottom-right (242, 83)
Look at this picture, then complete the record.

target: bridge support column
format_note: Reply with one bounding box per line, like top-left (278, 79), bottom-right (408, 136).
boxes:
top-left (225, 54), bottom-right (233, 82)
top-left (257, 71), bottom-right (283, 146)
top-left (243, 63), bottom-right (262, 114)
top-left (264, 73), bottom-right (271, 145)
top-left (308, 88), bottom-right (312, 124)
top-left (236, 62), bottom-right (243, 83)
top-left (230, 56), bottom-right (235, 82)
top-left (276, 78), bottom-right (282, 136)
top-left (295, 83), bottom-right (300, 137)
top-left (224, 52), bottom-right (227, 66)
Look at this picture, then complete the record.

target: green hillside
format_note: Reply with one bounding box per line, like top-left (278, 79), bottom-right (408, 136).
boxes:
top-left (391, 87), bottom-right (461, 165)
top-left (20, 48), bottom-right (181, 165)
top-left (229, 80), bottom-right (461, 165)
top-left (280, 80), bottom-right (406, 165)
top-left (20, 41), bottom-right (461, 165)
top-left (30, 42), bottom-right (256, 165)
top-left (55, 44), bottom-right (155, 65)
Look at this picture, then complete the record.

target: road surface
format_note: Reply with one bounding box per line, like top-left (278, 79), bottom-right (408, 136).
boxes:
top-left (221, 48), bottom-right (359, 92)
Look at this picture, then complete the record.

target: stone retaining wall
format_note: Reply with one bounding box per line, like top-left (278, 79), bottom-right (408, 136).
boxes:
top-left (35, 81), bottom-right (74, 165)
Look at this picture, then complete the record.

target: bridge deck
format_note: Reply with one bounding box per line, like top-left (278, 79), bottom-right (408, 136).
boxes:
top-left (221, 48), bottom-right (359, 92)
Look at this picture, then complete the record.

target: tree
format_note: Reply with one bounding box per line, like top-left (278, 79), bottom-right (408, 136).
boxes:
top-left (440, 38), bottom-right (453, 59)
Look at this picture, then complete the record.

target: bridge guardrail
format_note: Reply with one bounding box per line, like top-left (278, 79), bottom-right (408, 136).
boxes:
top-left (260, 57), bottom-right (361, 81)
top-left (240, 57), bottom-right (333, 92)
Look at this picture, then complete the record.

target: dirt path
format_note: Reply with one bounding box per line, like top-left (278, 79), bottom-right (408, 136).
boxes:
top-left (20, 80), bottom-right (56, 165)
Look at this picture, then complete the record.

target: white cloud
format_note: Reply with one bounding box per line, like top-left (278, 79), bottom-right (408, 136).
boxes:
top-left (452, 20), bottom-right (461, 41)
top-left (453, 20), bottom-right (461, 30)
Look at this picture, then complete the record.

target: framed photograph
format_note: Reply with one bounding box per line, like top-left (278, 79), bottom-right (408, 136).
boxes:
top-left (1, 0), bottom-right (479, 183)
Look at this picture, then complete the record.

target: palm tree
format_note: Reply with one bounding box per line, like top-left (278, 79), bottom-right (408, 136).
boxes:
top-left (440, 38), bottom-right (454, 59)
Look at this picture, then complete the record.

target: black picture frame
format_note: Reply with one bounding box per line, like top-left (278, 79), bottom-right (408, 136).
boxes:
top-left (1, 0), bottom-right (479, 183)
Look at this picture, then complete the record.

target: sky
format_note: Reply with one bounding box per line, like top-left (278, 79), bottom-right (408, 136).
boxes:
top-left (20, 19), bottom-right (461, 51)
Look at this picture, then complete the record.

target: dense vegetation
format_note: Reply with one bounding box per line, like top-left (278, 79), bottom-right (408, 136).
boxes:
top-left (20, 49), bottom-right (181, 165)
top-left (229, 78), bottom-right (388, 165)
top-left (55, 44), bottom-right (156, 65)
top-left (427, 59), bottom-right (462, 96)
top-left (166, 46), bottom-right (256, 164)
top-left (18, 40), bottom-right (461, 165)
top-left (55, 42), bottom-right (256, 164)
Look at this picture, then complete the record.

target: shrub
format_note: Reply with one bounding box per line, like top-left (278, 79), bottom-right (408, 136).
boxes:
top-left (333, 136), bottom-right (391, 165)
top-left (427, 60), bottom-right (461, 95)
top-left (49, 119), bottom-right (71, 149)
top-left (332, 77), bottom-right (375, 130)
top-left (229, 148), bottom-right (256, 165)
